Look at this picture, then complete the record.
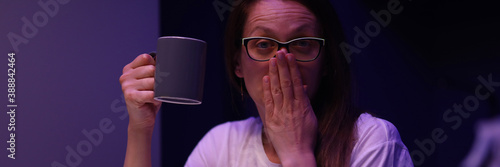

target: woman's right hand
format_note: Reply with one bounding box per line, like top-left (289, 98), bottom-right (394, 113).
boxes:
top-left (120, 53), bottom-right (162, 132)
top-left (122, 53), bottom-right (162, 167)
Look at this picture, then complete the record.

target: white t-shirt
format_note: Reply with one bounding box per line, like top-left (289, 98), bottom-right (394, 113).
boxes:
top-left (185, 113), bottom-right (414, 167)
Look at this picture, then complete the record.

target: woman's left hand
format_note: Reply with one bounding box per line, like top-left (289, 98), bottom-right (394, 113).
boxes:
top-left (262, 50), bottom-right (318, 166)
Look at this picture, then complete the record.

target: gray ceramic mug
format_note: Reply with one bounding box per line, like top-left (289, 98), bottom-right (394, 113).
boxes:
top-left (154, 36), bottom-right (207, 105)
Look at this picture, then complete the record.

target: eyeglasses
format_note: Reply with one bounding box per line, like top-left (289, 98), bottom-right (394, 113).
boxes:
top-left (242, 37), bottom-right (325, 62)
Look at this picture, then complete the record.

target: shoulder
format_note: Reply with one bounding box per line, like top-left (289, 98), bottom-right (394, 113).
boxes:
top-left (355, 113), bottom-right (403, 144)
top-left (351, 113), bottom-right (414, 167)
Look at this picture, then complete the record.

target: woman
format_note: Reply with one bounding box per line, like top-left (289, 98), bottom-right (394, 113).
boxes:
top-left (121, 0), bottom-right (413, 166)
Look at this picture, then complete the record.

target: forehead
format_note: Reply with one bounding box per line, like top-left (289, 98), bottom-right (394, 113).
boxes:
top-left (245, 0), bottom-right (319, 38)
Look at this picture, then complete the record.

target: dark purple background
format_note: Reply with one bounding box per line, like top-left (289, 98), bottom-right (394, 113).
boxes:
top-left (1, 0), bottom-right (160, 166)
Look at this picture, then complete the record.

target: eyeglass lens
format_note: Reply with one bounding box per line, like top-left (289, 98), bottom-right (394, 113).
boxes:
top-left (246, 38), bottom-right (320, 61)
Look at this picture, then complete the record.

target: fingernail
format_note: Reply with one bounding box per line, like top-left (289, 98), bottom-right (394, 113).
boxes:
top-left (264, 76), bottom-right (269, 83)
top-left (270, 58), bottom-right (276, 67)
top-left (277, 52), bottom-right (284, 60)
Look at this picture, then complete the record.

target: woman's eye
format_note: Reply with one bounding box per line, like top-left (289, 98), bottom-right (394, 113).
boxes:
top-left (294, 40), bottom-right (310, 47)
top-left (256, 42), bottom-right (271, 48)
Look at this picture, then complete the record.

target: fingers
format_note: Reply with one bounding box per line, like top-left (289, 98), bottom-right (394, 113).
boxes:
top-left (124, 89), bottom-right (158, 106)
top-left (120, 65), bottom-right (155, 82)
top-left (269, 57), bottom-right (283, 110)
top-left (269, 50), bottom-right (305, 111)
top-left (287, 54), bottom-right (307, 101)
top-left (263, 75), bottom-right (274, 119)
top-left (122, 78), bottom-right (155, 92)
top-left (123, 53), bottom-right (156, 73)
top-left (120, 53), bottom-right (158, 107)
top-left (120, 54), bottom-right (156, 85)
top-left (276, 51), bottom-right (294, 105)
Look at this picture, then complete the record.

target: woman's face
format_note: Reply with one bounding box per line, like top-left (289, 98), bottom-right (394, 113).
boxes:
top-left (235, 0), bottom-right (324, 116)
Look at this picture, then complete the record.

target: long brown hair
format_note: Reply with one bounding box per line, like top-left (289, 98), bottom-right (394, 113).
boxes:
top-left (224, 0), bottom-right (361, 166)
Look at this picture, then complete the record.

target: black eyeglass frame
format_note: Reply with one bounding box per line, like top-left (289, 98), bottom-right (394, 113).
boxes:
top-left (242, 37), bottom-right (326, 62)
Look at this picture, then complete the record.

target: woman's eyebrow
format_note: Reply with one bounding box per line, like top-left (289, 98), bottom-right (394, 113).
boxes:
top-left (249, 26), bottom-right (274, 36)
top-left (248, 24), bottom-right (316, 37)
top-left (292, 24), bottom-right (317, 36)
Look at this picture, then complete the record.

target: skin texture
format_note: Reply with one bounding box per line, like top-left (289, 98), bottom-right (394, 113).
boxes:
top-left (234, 0), bottom-right (323, 166)
top-left (121, 0), bottom-right (322, 166)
